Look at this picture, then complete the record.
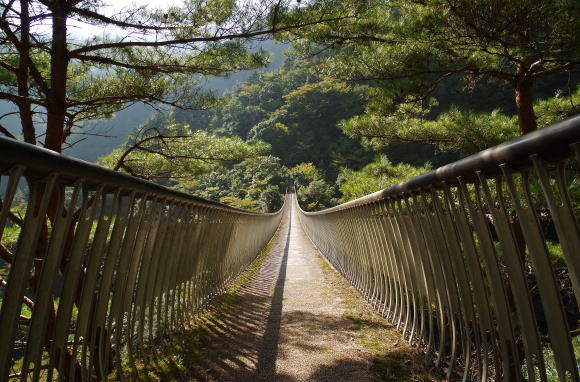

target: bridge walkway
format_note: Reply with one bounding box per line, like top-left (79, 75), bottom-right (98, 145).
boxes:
top-left (153, 195), bottom-right (440, 382)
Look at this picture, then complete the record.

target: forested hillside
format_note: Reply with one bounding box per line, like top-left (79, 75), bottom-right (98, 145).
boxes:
top-left (2, 0), bottom-right (576, 212)
top-left (101, 52), bottom-right (579, 211)
top-left (100, 57), bottom-right (366, 211)
top-left (0, 40), bottom-right (287, 162)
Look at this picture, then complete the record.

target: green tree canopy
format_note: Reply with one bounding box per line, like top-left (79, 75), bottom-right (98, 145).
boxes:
top-left (291, 162), bottom-right (337, 211)
top-left (188, 155), bottom-right (289, 212)
top-left (99, 123), bottom-right (269, 181)
top-left (341, 85), bottom-right (580, 156)
top-left (0, 0), bottom-right (354, 152)
top-left (337, 155), bottom-right (432, 202)
top-left (208, 58), bottom-right (373, 179)
top-left (289, 0), bottom-right (580, 135)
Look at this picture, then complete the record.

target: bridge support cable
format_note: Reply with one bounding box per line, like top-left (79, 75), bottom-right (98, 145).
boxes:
top-left (296, 115), bottom-right (580, 382)
top-left (0, 138), bottom-right (283, 381)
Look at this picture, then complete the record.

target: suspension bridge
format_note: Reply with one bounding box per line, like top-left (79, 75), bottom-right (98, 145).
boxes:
top-left (0, 115), bottom-right (579, 381)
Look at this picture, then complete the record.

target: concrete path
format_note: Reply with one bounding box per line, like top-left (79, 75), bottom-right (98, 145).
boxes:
top-left (172, 195), bottom-right (439, 382)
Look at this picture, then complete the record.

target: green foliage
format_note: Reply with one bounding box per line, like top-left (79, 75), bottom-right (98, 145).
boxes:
top-left (297, 179), bottom-right (337, 211)
top-left (293, 0), bottom-right (580, 96)
top-left (116, 56), bottom-right (374, 188)
top-left (291, 163), bottom-right (337, 211)
top-left (383, 2), bottom-right (567, 69)
top-left (535, 86), bottom-right (580, 128)
top-left (211, 59), bottom-right (373, 179)
top-left (289, 0), bottom-right (580, 138)
top-left (521, 336), bottom-right (580, 382)
top-left (210, 57), bottom-right (339, 139)
top-left (342, 106), bottom-right (519, 157)
top-left (337, 156), bottom-right (432, 202)
top-left (188, 156), bottom-right (289, 212)
top-left (217, 196), bottom-right (263, 211)
top-left (93, 5), bottom-right (580, 210)
top-left (0, 202), bottom-right (26, 251)
top-left (0, 0), bottom-right (316, 151)
top-left (290, 163), bottom-right (322, 187)
top-left (68, 68), bottom-right (222, 122)
top-left (248, 76), bottom-right (372, 177)
top-left (1, 225), bottom-right (20, 250)
top-left (342, 85), bottom-right (580, 157)
top-left (189, 158), bottom-right (338, 212)
top-left (98, 123), bottom-right (269, 182)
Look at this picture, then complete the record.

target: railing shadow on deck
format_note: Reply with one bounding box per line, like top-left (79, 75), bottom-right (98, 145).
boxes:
top-left (128, 201), bottom-right (293, 381)
top-left (254, 200), bottom-right (291, 377)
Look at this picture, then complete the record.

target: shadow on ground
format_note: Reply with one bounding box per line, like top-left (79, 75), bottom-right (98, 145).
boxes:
top-left (131, 205), bottom-right (440, 382)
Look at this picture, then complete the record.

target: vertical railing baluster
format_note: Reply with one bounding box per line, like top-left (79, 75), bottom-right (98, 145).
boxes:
top-left (25, 180), bottom-right (82, 381)
top-left (76, 191), bottom-right (119, 381)
top-left (503, 166), bottom-right (579, 381)
top-left (53, 186), bottom-right (102, 381)
top-left (0, 173), bottom-right (56, 380)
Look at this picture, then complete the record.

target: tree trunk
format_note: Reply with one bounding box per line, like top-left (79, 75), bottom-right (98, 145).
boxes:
top-left (36, 4), bottom-right (93, 380)
top-left (514, 77), bottom-right (537, 135)
top-left (45, 0), bottom-right (69, 152)
top-left (17, 0), bottom-right (36, 145)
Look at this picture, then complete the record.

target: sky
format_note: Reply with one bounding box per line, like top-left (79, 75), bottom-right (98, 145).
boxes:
top-left (66, 0), bottom-right (165, 39)
top-left (65, 0), bottom-right (286, 39)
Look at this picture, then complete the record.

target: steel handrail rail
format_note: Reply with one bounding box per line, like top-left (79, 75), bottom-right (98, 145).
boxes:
top-left (0, 136), bottom-right (276, 215)
top-left (303, 114), bottom-right (580, 214)
top-left (296, 114), bottom-right (580, 382)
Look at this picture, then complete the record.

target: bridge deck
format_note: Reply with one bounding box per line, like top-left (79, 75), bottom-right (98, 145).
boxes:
top-left (146, 195), bottom-right (440, 381)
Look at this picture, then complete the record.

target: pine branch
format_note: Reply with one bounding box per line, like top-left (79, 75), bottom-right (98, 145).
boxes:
top-left (69, 16), bottom-right (352, 56)
top-left (71, 6), bottom-right (183, 31)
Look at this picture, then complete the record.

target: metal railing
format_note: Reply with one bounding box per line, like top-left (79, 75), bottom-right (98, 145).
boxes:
top-left (0, 138), bottom-right (283, 381)
top-left (296, 115), bottom-right (580, 382)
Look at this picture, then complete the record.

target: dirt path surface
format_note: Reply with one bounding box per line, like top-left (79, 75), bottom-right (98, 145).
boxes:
top-left (181, 197), bottom-right (374, 381)
top-left (158, 195), bottom-right (441, 382)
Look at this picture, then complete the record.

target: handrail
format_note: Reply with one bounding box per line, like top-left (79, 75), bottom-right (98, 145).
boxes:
top-left (0, 137), bottom-right (284, 381)
top-left (296, 114), bottom-right (580, 381)
top-left (0, 136), bottom-right (275, 214)
top-left (306, 114), bottom-right (580, 213)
